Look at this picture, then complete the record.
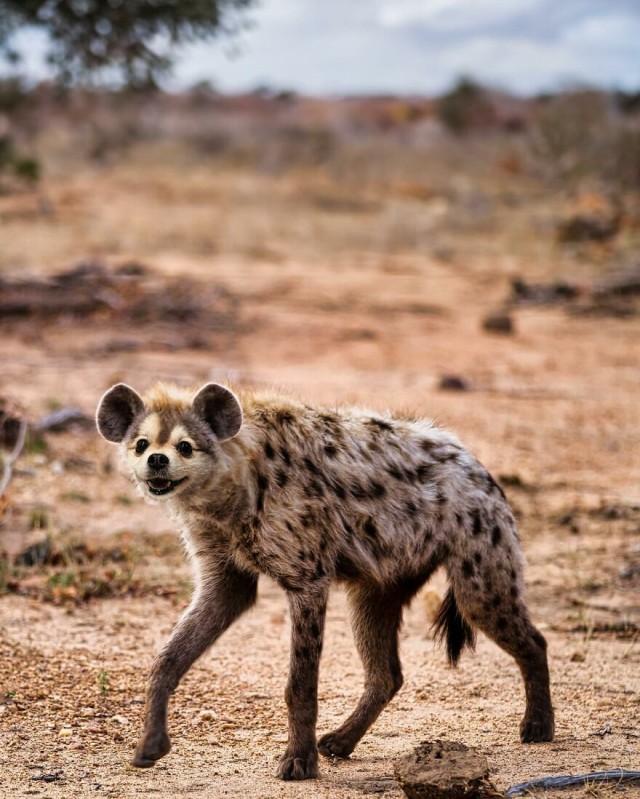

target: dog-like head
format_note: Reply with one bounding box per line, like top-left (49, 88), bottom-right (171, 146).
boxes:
top-left (96, 382), bottom-right (242, 501)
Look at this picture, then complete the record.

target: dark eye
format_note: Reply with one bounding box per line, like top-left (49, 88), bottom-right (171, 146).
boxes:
top-left (177, 441), bottom-right (193, 457)
top-left (135, 439), bottom-right (149, 455)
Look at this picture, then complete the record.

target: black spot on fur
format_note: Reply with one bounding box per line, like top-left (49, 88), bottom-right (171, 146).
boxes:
top-left (496, 616), bottom-right (508, 631)
top-left (435, 449), bottom-right (459, 463)
top-left (455, 512), bottom-right (465, 528)
top-left (420, 440), bottom-right (435, 452)
top-left (256, 473), bottom-right (269, 513)
top-left (462, 558), bottom-right (475, 578)
top-left (415, 464), bottom-right (434, 483)
top-left (324, 443), bottom-right (338, 458)
top-left (280, 447), bottom-right (292, 466)
top-left (367, 417), bottom-right (393, 432)
top-left (405, 500), bottom-right (417, 514)
top-left (436, 490), bottom-right (447, 505)
top-left (264, 441), bottom-right (275, 459)
top-left (510, 585), bottom-right (519, 598)
top-left (276, 469), bottom-right (289, 488)
top-left (304, 457), bottom-right (321, 475)
top-left (491, 525), bottom-right (502, 546)
top-left (276, 410), bottom-right (294, 425)
top-left (387, 464), bottom-right (406, 481)
top-left (305, 480), bottom-right (324, 498)
top-left (328, 479), bottom-right (346, 499)
top-left (474, 551), bottom-right (482, 564)
top-left (370, 481), bottom-right (386, 498)
top-left (350, 482), bottom-right (368, 500)
top-left (300, 512), bottom-right (314, 528)
top-left (363, 518), bottom-right (378, 538)
top-left (433, 588), bottom-right (476, 666)
top-left (314, 561), bottom-right (326, 579)
top-left (310, 621), bottom-right (320, 638)
top-left (491, 594), bottom-right (501, 608)
top-left (471, 510), bottom-right (482, 536)
top-left (510, 567), bottom-right (517, 581)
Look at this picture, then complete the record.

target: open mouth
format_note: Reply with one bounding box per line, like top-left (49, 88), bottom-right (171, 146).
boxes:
top-left (146, 477), bottom-right (187, 496)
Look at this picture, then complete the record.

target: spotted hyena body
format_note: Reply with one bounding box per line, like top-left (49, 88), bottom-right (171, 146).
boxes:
top-left (96, 381), bottom-right (554, 781)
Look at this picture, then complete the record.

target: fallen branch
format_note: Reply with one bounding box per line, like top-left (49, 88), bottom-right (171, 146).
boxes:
top-left (0, 417), bottom-right (28, 496)
top-left (505, 769), bottom-right (640, 797)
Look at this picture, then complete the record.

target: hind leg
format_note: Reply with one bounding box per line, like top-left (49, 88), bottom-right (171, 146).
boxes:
top-left (451, 552), bottom-right (554, 742)
top-left (318, 582), bottom-right (412, 759)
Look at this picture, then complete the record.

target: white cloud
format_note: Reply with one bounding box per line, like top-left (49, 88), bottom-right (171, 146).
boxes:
top-left (377, 0), bottom-right (541, 32)
top-left (3, 1), bottom-right (640, 95)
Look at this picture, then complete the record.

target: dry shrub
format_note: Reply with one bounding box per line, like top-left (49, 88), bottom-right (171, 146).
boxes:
top-left (528, 90), bottom-right (640, 190)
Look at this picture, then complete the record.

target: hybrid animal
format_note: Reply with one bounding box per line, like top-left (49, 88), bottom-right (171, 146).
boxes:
top-left (96, 381), bottom-right (554, 780)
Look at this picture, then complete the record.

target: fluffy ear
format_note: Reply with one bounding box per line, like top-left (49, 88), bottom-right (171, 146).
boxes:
top-left (96, 383), bottom-right (144, 443)
top-left (192, 383), bottom-right (242, 441)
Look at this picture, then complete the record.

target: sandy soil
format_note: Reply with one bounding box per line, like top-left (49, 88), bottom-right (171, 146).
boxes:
top-left (0, 156), bottom-right (639, 798)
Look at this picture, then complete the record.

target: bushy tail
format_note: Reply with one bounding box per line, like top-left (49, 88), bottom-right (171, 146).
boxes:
top-left (433, 587), bottom-right (476, 666)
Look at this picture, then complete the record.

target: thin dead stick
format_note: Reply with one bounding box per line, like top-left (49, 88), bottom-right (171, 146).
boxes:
top-left (505, 769), bottom-right (640, 797)
top-left (0, 418), bottom-right (28, 495)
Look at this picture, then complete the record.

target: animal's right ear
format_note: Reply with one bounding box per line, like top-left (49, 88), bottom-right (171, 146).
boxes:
top-left (96, 384), bottom-right (144, 443)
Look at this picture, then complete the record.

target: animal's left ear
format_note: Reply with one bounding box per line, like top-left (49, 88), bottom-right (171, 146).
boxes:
top-left (96, 383), bottom-right (145, 443)
top-left (192, 383), bottom-right (243, 441)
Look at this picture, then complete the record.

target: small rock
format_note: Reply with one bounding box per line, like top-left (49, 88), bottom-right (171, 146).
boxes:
top-left (58, 727), bottom-right (73, 738)
top-left (438, 375), bottom-right (471, 392)
top-left (199, 709), bottom-right (217, 721)
top-left (395, 740), bottom-right (498, 799)
top-left (571, 652), bottom-right (586, 663)
top-left (482, 313), bottom-right (514, 335)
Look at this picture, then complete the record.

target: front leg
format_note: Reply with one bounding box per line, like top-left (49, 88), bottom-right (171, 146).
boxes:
top-left (276, 585), bottom-right (328, 781)
top-left (133, 559), bottom-right (257, 768)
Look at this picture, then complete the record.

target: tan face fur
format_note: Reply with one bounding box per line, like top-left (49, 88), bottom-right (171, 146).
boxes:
top-left (96, 382), bottom-right (244, 502)
top-left (127, 415), bottom-right (208, 500)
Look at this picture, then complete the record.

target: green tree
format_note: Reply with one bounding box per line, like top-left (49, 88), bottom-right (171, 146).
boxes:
top-left (0, 0), bottom-right (255, 87)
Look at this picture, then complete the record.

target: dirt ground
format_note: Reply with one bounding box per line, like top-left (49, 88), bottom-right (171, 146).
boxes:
top-left (0, 144), bottom-right (639, 798)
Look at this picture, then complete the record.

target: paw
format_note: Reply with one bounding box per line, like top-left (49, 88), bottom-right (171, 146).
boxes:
top-left (276, 750), bottom-right (318, 780)
top-left (520, 714), bottom-right (555, 743)
top-left (318, 731), bottom-right (355, 759)
top-left (131, 730), bottom-right (171, 768)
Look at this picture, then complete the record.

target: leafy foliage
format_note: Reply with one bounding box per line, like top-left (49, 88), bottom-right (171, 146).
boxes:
top-left (0, 0), bottom-right (255, 87)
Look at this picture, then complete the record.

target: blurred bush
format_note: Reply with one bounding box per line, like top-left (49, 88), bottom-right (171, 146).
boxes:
top-left (0, 134), bottom-right (40, 186)
top-left (528, 90), bottom-right (640, 190)
top-left (436, 77), bottom-right (496, 134)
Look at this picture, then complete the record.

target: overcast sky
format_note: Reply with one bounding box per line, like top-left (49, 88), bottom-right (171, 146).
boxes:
top-left (10, 0), bottom-right (640, 96)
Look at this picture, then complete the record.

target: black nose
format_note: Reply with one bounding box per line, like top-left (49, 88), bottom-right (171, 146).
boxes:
top-left (147, 453), bottom-right (169, 470)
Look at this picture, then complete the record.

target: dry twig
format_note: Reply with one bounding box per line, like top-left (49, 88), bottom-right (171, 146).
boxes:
top-left (0, 417), bottom-right (28, 496)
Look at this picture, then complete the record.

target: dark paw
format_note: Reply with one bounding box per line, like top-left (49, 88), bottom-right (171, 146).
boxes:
top-left (520, 714), bottom-right (555, 743)
top-left (131, 731), bottom-right (171, 768)
top-left (318, 731), bottom-right (356, 759)
top-left (276, 750), bottom-right (318, 781)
